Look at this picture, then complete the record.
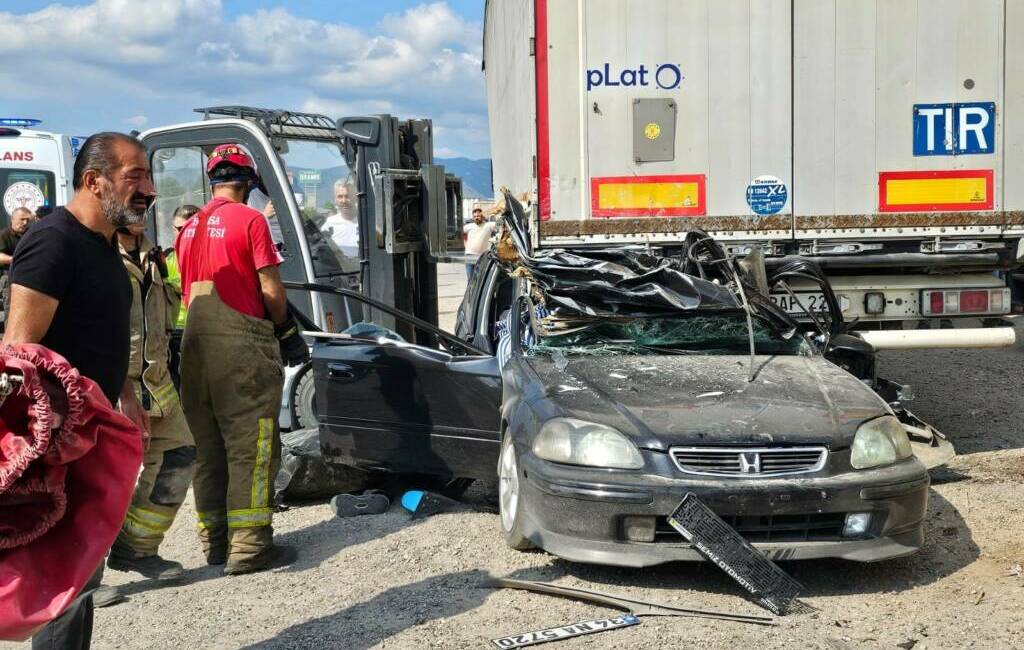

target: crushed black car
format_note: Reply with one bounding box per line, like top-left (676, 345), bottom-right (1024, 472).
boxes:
top-left (307, 194), bottom-right (951, 567)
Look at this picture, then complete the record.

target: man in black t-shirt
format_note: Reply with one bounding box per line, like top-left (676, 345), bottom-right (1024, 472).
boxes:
top-left (0, 206), bottom-right (33, 269)
top-left (5, 132), bottom-right (155, 650)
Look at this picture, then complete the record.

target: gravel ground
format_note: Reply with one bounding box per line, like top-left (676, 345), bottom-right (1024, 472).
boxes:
top-left (4, 322), bottom-right (1022, 650)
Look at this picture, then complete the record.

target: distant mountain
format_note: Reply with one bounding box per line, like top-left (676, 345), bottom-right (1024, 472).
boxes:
top-left (437, 158), bottom-right (493, 199)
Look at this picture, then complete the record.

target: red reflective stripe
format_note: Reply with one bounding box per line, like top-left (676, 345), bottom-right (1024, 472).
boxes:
top-left (535, 0), bottom-right (551, 221)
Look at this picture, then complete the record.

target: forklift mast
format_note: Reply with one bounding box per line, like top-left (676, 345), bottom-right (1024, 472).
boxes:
top-left (338, 115), bottom-right (465, 341)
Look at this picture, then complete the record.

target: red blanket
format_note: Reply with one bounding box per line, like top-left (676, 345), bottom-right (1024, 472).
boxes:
top-left (0, 344), bottom-right (143, 641)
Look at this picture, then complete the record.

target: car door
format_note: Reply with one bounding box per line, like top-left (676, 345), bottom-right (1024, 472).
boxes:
top-left (311, 288), bottom-right (502, 481)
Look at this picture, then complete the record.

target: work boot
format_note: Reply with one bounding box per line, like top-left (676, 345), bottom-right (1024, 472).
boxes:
top-left (200, 527), bottom-right (228, 565)
top-left (107, 553), bottom-right (185, 581)
top-left (224, 544), bottom-right (298, 576)
top-left (91, 585), bottom-right (127, 608)
top-left (224, 526), bottom-right (294, 575)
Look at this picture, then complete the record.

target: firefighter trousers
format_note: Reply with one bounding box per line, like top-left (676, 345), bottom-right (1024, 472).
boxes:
top-left (180, 282), bottom-right (283, 563)
top-left (111, 399), bottom-right (195, 558)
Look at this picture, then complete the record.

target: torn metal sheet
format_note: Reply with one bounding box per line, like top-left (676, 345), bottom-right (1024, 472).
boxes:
top-left (490, 577), bottom-right (774, 625)
top-left (875, 378), bottom-right (956, 469)
top-left (667, 494), bottom-right (802, 616)
top-left (491, 615), bottom-right (640, 649)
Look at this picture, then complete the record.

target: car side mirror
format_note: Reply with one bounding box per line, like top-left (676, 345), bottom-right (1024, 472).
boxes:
top-left (824, 333), bottom-right (876, 383)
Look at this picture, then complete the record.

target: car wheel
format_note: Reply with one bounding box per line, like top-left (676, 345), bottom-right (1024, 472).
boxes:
top-left (291, 363), bottom-right (318, 431)
top-left (498, 434), bottom-right (533, 550)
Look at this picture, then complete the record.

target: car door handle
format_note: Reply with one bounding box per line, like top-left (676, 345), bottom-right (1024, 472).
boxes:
top-left (327, 362), bottom-right (355, 379)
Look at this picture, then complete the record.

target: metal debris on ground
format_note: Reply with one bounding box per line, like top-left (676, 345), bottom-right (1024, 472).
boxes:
top-left (491, 615), bottom-right (641, 649)
top-left (490, 577), bottom-right (774, 625)
top-left (667, 493), bottom-right (803, 616)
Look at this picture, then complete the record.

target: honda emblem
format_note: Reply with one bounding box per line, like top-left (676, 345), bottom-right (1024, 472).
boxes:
top-left (738, 452), bottom-right (761, 474)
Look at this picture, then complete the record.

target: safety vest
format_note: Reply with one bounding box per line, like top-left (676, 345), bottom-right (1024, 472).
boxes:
top-left (119, 236), bottom-right (181, 417)
top-left (164, 250), bottom-right (187, 328)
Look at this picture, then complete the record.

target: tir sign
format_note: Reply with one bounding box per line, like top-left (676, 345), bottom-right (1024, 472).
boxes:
top-left (913, 102), bottom-right (995, 156)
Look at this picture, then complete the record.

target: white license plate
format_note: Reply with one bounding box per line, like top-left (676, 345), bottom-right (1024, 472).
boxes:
top-left (769, 292), bottom-right (848, 315)
top-left (491, 615), bottom-right (640, 648)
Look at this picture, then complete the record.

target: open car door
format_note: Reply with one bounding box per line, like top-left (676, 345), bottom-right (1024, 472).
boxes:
top-left (297, 283), bottom-right (503, 482)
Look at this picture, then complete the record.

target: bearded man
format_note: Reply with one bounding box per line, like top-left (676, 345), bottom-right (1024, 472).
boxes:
top-left (4, 131), bottom-right (154, 650)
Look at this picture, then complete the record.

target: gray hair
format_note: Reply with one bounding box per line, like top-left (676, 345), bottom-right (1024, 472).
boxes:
top-left (10, 207), bottom-right (33, 218)
top-left (72, 131), bottom-right (143, 190)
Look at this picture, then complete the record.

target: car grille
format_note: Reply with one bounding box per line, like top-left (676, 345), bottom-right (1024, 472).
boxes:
top-left (669, 446), bottom-right (827, 477)
top-left (654, 513), bottom-right (847, 543)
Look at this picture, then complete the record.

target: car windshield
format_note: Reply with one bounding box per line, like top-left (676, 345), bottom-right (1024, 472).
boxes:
top-left (528, 314), bottom-right (809, 356)
top-left (276, 139), bottom-right (359, 278)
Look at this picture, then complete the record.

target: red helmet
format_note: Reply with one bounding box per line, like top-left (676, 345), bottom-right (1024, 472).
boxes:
top-left (206, 143), bottom-right (257, 177)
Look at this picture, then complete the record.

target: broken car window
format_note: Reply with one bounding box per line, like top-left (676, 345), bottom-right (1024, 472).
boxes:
top-left (527, 315), bottom-right (809, 357)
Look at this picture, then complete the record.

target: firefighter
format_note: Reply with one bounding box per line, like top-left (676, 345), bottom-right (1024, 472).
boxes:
top-left (102, 219), bottom-right (195, 584)
top-left (175, 144), bottom-right (308, 575)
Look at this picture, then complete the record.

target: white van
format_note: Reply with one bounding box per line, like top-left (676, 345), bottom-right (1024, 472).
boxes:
top-left (0, 119), bottom-right (83, 226)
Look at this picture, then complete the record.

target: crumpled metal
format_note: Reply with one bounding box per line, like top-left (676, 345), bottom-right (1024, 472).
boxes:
top-left (517, 248), bottom-right (741, 319)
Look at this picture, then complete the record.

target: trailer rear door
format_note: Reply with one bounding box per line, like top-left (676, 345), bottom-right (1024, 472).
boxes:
top-left (531, 0), bottom-right (1021, 248)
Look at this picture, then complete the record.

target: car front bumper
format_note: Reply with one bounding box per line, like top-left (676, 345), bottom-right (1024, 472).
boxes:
top-left (518, 448), bottom-right (930, 567)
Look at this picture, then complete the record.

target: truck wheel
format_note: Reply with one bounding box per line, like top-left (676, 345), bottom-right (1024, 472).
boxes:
top-left (290, 363), bottom-right (318, 431)
top-left (498, 434), bottom-right (533, 550)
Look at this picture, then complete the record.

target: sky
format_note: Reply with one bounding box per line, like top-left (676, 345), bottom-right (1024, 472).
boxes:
top-left (0, 0), bottom-right (490, 159)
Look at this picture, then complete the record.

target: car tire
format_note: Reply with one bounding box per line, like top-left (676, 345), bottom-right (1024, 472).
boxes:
top-left (290, 363), bottom-right (318, 431)
top-left (498, 434), bottom-right (533, 550)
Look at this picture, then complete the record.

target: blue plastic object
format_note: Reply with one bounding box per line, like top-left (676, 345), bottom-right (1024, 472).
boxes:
top-left (401, 490), bottom-right (424, 513)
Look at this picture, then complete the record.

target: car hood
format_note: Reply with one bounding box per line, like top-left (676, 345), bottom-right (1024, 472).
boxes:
top-left (523, 353), bottom-right (888, 450)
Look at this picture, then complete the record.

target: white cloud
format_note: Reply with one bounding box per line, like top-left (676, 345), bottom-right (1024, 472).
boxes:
top-left (0, 1), bottom-right (489, 158)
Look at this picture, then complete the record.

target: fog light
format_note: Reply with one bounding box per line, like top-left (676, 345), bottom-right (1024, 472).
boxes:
top-left (623, 516), bottom-right (656, 542)
top-left (864, 292), bottom-right (886, 315)
top-left (843, 512), bottom-right (871, 538)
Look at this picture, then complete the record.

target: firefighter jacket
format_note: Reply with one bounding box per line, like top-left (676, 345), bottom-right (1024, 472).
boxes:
top-left (119, 236), bottom-right (181, 418)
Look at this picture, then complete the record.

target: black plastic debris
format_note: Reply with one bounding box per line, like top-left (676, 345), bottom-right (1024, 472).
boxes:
top-left (400, 490), bottom-right (475, 519)
top-left (274, 428), bottom-right (369, 502)
top-left (331, 491), bottom-right (390, 518)
top-left (490, 577), bottom-right (774, 625)
top-left (667, 493), bottom-right (803, 615)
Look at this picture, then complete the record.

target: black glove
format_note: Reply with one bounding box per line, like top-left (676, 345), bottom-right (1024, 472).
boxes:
top-left (275, 313), bottom-right (310, 367)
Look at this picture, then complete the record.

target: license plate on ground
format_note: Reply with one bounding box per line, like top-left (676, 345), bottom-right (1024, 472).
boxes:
top-left (491, 615), bottom-right (640, 648)
top-left (769, 292), bottom-right (849, 315)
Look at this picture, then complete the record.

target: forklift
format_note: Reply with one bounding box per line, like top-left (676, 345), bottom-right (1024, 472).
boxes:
top-left (139, 105), bottom-right (467, 430)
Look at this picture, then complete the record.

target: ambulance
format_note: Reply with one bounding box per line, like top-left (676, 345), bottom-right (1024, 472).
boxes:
top-left (0, 119), bottom-right (84, 227)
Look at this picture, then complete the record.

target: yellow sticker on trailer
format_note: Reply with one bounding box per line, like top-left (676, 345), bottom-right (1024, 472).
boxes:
top-left (590, 174), bottom-right (706, 217)
top-left (879, 170), bottom-right (993, 212)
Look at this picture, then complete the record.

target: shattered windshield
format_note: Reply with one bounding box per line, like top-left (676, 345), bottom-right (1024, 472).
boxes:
top-left (276, 139), bottom-right (360, 278)
top-left (528, 315), bottom-right (809, 357)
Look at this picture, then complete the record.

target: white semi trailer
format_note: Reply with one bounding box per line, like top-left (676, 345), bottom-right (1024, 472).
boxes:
top-left (483, 0), bottom-right (1024, 333)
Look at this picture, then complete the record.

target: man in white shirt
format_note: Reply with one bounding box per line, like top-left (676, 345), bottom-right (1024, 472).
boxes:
top-left (322, 179), bottom-right (359, 259)
top-left (463, 208), bottom-right (495, 279)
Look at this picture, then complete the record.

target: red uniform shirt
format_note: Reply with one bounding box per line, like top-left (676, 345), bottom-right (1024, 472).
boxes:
top-left (175, 197), bottom-right (282, 319)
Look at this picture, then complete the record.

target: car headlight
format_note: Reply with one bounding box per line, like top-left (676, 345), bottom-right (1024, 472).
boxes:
top-left (532, 418), bottom-right (644, 469)
top-left (850, 416), bottom-right (913, 469)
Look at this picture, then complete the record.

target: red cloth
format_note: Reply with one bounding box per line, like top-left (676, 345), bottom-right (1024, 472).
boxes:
top-left (0, 344), bottom-right (143, 641)
top-left (175, 197), bottom-right (282, 319)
